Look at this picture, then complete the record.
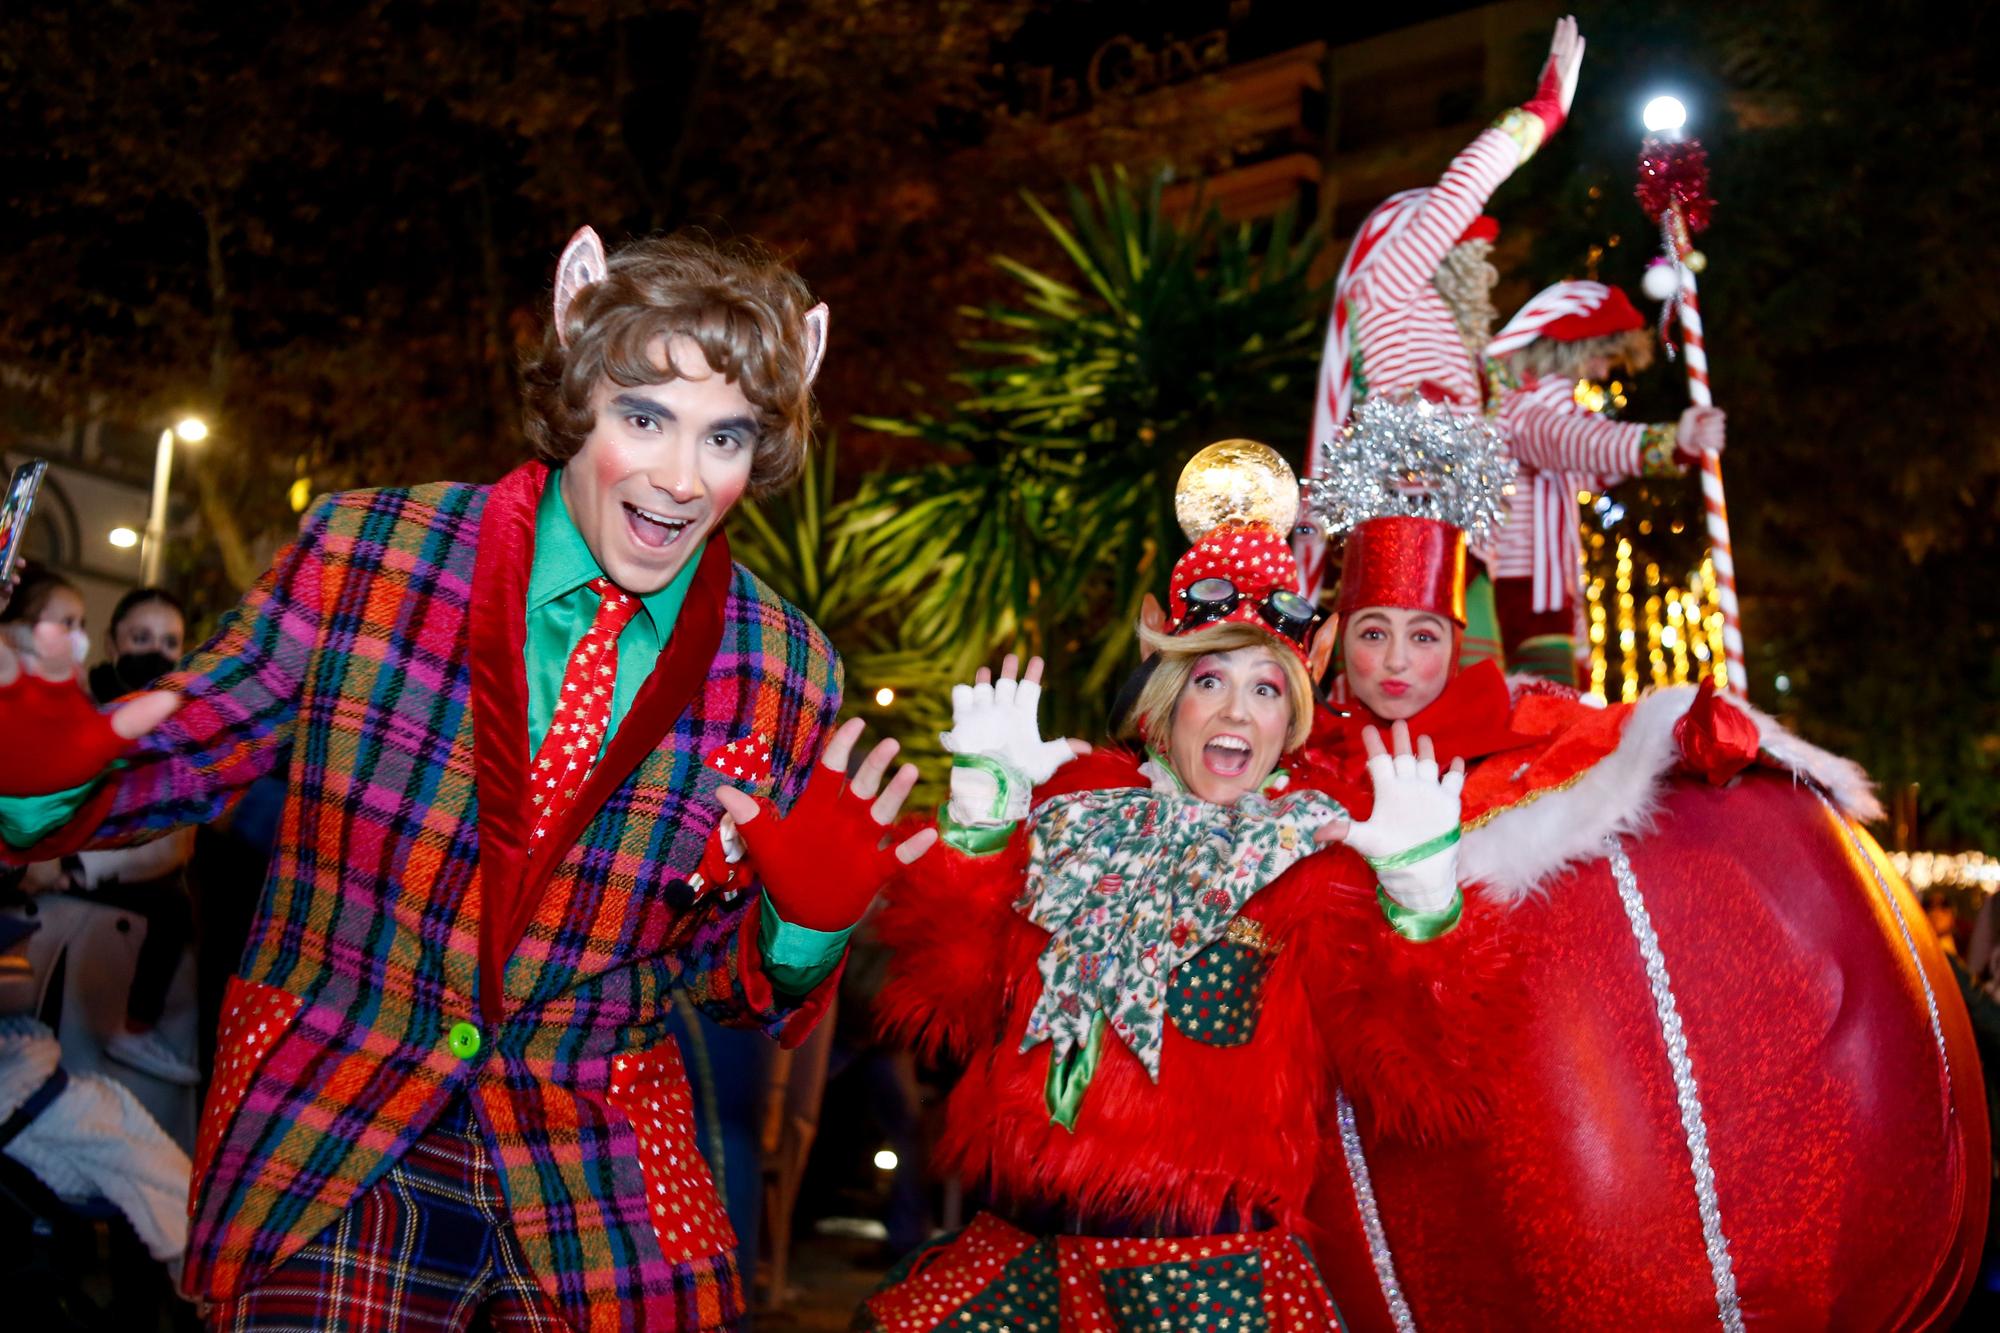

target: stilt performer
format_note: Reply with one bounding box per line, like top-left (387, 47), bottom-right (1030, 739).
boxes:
top-left (1637, 131), bottom-right (1744, 694)
top-left (1300, 15), bottom-right (1586, 661)
top-left (1481, 280), bottom-right (1725, 683)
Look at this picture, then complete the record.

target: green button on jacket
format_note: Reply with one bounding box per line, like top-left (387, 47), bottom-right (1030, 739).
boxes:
top-left (448, 1021), bottom-right (482, 1059)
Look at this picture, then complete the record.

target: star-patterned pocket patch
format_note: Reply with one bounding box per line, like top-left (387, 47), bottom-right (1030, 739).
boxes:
top-left (705, 733), bottom-right (775, 789)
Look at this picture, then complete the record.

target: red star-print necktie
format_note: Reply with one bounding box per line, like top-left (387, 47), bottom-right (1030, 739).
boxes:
top-left (528, 576), bottom-right (641, 844)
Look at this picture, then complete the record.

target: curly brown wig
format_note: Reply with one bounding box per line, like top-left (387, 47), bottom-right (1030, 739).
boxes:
top-left (520, 231), bottom-right (821, 496)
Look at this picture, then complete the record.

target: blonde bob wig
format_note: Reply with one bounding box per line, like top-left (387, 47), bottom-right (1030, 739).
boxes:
top-left (1131, 620), bottom-right (1315, 759)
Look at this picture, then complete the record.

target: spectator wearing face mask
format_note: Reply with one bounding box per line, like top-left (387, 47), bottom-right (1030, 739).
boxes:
top-left (0, 571), bottom-right (91, 676)
top-left (2, 577), bottom-right (200, 1087)
top-left (88, 588), bottom-right (186, 703)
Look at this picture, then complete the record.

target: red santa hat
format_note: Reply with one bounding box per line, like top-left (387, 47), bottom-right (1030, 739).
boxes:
top-left (1335, 515), bottom-right (1468, 625)
top-left (1458, 215), bottom-right (1500, 246)
top-left (1485, 280), bottom-right (1645, 359)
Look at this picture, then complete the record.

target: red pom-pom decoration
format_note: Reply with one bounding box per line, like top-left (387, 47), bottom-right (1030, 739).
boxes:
top-left (1635, 138), bottom-right (1714, 233)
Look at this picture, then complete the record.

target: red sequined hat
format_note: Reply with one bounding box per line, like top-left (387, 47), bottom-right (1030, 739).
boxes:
top-left (1167, 522), bottom-right (1311, 665)
top-left (1335, 515), bottom-right (1468, 625)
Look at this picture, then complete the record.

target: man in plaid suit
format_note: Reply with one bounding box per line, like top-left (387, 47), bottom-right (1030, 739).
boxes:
top-left (0, 228), bottom-right (932, 1331)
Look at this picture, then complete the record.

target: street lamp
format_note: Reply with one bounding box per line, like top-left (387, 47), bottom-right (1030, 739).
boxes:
top-left (142, 415), bottom-right (207, 585)
top-left (1642, 94), bottom-right (1688, 137)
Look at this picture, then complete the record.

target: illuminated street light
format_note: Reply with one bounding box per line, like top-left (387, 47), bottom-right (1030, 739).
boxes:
top-left (143, 415), bottom-right (210, 585)
top-left (108, 526), bottom-right (139, 549)
top-left (1642, 95), bottom-right (1688, 135)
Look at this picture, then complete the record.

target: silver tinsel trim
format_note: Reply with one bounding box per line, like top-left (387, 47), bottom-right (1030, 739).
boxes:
top-left (1335, 1087), bottom-right (1417, 1333)
top-left (1605, 837), bottom-right (1744, 1333)
top-left (1303, 395), bottom-right (1516, 546)
top-left (1814, 789), bottom-right (1951, 1084)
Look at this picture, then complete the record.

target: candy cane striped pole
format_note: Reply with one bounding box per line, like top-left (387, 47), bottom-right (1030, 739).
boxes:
top-left (1668, 207), bottom-right (1745, 696)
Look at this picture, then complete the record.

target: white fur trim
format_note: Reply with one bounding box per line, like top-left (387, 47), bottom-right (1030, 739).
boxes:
top-left (1461, 685), bottom-right (1881, 905)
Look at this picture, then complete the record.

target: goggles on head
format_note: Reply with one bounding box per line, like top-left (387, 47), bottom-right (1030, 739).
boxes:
top-left (1174, 576), bottom-right (1321, 647)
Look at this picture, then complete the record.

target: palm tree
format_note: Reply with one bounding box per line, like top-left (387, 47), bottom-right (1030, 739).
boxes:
top-left (845, 168), bottom-right (1328, 745)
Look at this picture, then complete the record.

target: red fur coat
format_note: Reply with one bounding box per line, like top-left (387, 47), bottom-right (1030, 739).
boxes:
top-left (873, 746), bottom-right (1519, 1234)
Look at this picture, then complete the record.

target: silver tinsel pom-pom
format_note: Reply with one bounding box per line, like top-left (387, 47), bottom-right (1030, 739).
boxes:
top-left (1302, 395), bottom-right (1516, 547)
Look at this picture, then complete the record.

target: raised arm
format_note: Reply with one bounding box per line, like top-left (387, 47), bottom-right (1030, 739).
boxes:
top-left (874, 654), bottom-right (1090, 1059)
top-left (1348, 17), bottom-right (1586, 310)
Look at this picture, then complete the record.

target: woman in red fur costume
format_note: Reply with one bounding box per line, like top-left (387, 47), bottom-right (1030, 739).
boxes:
top-left (856, 447), bottom-right (1520, 1332)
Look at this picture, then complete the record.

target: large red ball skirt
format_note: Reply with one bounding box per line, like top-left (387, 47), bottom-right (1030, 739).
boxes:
top-left (1311, 774), bottom-right (1989, 1331)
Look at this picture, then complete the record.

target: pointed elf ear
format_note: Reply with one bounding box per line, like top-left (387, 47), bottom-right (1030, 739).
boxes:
top-left (1308, 612), bottom-right (1341, 684)
top-left (801, 303), bottom-right (829, 384)
top-left (1137, 593), bottom-right (1168, 661)
top-left (553, 226), bottom-right (609, 349)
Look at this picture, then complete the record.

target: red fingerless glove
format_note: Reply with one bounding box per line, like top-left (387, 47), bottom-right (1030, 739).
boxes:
top-left (1520, 55), bottom-right (1568, 139)
top-left (0, 674), bottom-right (129, 797)
top-left (734, 764), bottom-right (902, 932)
top-left (1673, 677), bottom-right (1760, 786)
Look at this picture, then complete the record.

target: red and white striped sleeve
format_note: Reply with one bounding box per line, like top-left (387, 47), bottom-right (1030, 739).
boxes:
top-left (1506, 397), bottom-right (1647, 477)
top-left (1348, 128), bottom-right (1522, 308)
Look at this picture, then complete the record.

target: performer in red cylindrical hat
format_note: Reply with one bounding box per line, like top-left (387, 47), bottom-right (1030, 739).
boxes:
top-left (1294, 401), bottom-right (1984, 1333)
top-left (1482, 279), bottom-right (1727, 681)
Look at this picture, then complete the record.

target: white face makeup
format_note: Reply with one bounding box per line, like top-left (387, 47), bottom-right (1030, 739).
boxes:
top-left (561, 337), bottom-right (759, 595)
top-left (1168, 645), bottom-right (1293, 806)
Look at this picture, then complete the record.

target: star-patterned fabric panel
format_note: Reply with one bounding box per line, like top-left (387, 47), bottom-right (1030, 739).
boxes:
top-left (192, 976), bottom-right (304, 1201)
top-left (862, 1213), bottom-right (1046, 1331)
top-left (1101, 1251), bottom-right (1270, 1332)
top-left (862, 1217), bottom-right (1346, 1331)
top-left (1056, 1232), bottom-right (1347, 1332)
top-left (608, 1038), bottom-right (737, 1264)
top-left (1164, 939), bottom-right (1273, 1048)
top-left (527, 576), bottom-right (640, 845)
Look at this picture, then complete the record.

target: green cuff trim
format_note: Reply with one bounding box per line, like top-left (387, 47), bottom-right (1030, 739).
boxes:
top-left (937, 801), bottom-right (1016, 857)
top-left (0, 777), bottom-right (103, 850)
top-left (1044, 1014), bottom-right (1107, 1132)
top-left (1377, 885), bottom-right (1465, 942)
top-left (1362, 825), bottom-right (1461, 872)
top-left (949, 753), bottom-right (1016, 822)
top-left (758, 893), bottom-right (852, 996)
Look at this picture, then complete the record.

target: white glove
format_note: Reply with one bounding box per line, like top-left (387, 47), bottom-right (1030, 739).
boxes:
top-left (1344, 740), bottom-right (1465, 915)
top-left (941, 672), bottom-right (1077, 827)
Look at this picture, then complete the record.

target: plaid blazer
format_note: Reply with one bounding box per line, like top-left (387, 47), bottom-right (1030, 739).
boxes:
top-left (49, 463), bottom-right (842, 1331)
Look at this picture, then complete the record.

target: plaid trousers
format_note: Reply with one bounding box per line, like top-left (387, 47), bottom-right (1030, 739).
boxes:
top-left (211, 1098), bottom-right (566, 1332)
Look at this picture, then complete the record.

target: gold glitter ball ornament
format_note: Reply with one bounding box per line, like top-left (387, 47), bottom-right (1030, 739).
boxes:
top-left (1175, 439), bottom-right (1299, 542)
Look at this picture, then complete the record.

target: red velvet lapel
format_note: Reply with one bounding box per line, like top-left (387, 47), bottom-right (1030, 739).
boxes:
top-left (470, 462), bottom-right (547, 1023)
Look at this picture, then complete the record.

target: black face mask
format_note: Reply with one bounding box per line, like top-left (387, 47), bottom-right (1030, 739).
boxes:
top-left (114, 651), bottom-right (175, 692)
